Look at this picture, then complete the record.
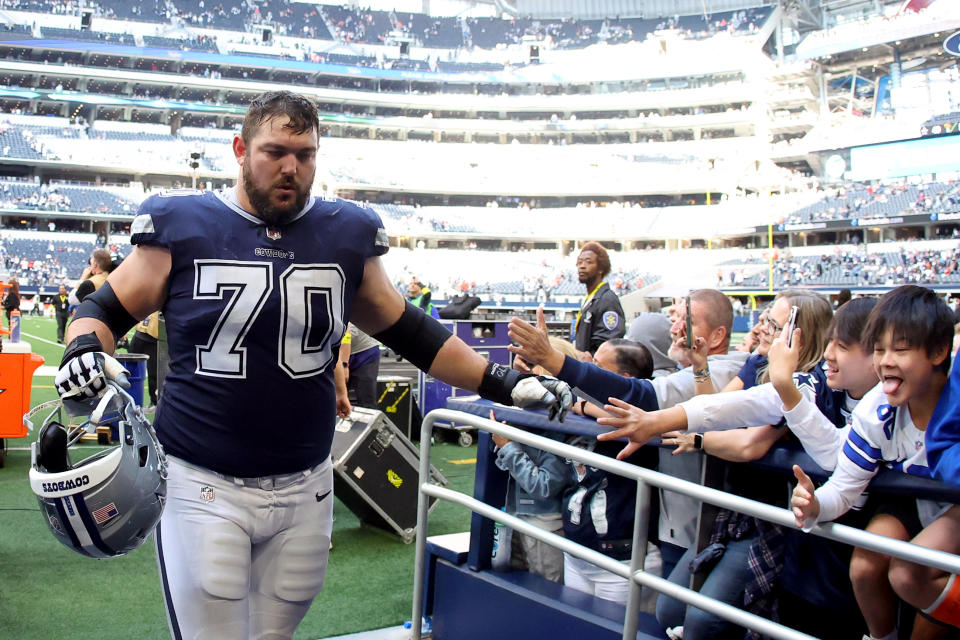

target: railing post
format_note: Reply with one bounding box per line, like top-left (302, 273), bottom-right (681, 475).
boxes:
top-left (623, 477), bottom-right (651, 640)
top-left (410, 412), bottom-right (437, 639)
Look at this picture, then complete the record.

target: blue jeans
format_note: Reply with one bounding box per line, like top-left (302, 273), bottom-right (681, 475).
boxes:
top-left (655, 535), bottom-right (755, 640)
top-left (659, 541), bottom-right (687, 580)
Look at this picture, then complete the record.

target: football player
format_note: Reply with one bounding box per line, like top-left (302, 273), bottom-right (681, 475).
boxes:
top-left (54, 90), bottom-right (571, 640)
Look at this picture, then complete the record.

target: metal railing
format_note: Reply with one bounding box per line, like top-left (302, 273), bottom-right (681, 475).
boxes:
top-left (411, 409), bottom-right (960, 640)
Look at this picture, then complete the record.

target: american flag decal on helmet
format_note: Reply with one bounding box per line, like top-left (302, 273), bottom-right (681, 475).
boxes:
top-left (92, 502), bottom-right (119, 525)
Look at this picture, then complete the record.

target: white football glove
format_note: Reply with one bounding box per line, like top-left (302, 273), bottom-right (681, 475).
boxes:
top-left (479, 363), bottom-right (573, 421)
top-left (510, 376), bottom-right (574, 422)
top-left (55, 351), bottom-right (130, 401)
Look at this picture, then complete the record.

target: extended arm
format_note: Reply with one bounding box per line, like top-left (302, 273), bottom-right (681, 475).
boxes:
top-left (354, 257), bottom-right (571, 418)
top-left (781, 394), bottom-right (846, 471)
top-left (793, 419), bottom-right (879, 529)
top-left (664, 425), bottom-right (785, 462)
top-left (351, 256), bottom-right (487, 390)
top-left (681, 382), bottom-right (788, 433)
top-left (508, 312), bottom-right (658, 409)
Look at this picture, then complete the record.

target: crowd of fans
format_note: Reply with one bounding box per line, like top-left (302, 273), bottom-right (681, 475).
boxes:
top-left (782, 179), bottom-right (959, 225)
top-left (0, 0), bottom-right (771, 64)
top-left (730, 244), bottom-right (960, 289)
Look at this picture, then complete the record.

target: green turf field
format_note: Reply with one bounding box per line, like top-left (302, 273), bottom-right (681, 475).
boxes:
top-left (0, 315), bottom-right (476, 639)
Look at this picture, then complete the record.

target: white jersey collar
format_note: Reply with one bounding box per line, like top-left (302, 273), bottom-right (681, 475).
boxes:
top-left (215, 186), bottom-right (314, 226)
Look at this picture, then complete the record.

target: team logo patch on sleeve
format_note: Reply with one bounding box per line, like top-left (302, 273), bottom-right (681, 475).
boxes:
top-left (602, 311), bottom-right (620, 330)
top-left (130, 214), bottom-right (154, 236)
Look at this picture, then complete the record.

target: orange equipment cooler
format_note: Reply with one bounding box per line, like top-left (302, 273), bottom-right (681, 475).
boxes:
top-left (0, 342), bottom-right (44, 439)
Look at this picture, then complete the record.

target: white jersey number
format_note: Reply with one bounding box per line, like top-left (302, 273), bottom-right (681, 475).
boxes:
top-left (194, 260), bottom-right (345, 379)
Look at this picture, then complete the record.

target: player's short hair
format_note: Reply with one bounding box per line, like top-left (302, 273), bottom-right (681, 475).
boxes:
top-left (831, 297), bottom-right (877, 346)
top-left (862, 285), bottom-right (954, 374)
top-left (603, 338), bottom-right (653, 379)
top-left (242, 91), bottom-right (319, 145)
top-left (579, 241), bottom-right (611, 279)
top-left (91, 248), bottom-right (113, 272)
top-left (689, 288), bottom-right (733, 346)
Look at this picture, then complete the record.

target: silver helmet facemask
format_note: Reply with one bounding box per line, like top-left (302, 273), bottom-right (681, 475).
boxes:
top-left (27, 382), bottom-right (167, 558)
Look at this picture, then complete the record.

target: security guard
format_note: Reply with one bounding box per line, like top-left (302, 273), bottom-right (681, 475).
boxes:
top-left (572, 242), bottom-right (625, 355)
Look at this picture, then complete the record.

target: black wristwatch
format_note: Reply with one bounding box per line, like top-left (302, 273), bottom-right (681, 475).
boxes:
top-left (693, 433), bottom-right (704, 450)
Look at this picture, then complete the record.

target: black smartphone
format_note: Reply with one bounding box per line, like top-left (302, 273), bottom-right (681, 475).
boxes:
top-left (685, 296), bottom-right (693, 349)
top-left (785, 305), bottom-right (799, 348)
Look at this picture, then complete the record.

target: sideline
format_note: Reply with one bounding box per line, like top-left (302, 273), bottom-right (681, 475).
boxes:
top-left (21, 330), bottom-right (63, 350)
top-left (20, 330), bottom-right (63, 377)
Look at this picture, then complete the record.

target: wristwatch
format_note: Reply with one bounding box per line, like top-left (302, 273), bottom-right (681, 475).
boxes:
top-left (693, 367), bottom-right (711, 383)
top-left (693, 433), bottom-right (704, 450)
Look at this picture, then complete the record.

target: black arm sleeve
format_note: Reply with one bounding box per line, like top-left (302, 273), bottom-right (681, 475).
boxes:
top-left (74, 281), bottom-right (139, 342)
top-left (372, 301), bottom-right (452, 372)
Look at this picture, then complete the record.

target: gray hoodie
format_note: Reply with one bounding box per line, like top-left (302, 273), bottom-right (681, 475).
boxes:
top-left (625, 312), bottom-right (678, 378)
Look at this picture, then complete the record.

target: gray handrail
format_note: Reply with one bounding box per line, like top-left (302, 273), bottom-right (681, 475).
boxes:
top-left (411, 409), bottom-right (960, 640)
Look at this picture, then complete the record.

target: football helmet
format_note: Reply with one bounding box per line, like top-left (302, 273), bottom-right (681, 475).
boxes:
top-left (27, 381), bottom-right (167, 558)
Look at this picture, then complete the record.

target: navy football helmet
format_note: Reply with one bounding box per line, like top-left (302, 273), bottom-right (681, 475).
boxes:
top-left (27, 381), bottom-right (167, 558)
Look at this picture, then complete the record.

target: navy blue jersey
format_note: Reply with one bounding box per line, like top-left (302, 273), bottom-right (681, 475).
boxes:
top-left (130, 189), bottom-right (388, 477)
top-left (737, 353), bottom-right (768, 389)
top-left (800, 363), bottom-right (849, 428)
top-left (562, 439), bottom-right (650, 560)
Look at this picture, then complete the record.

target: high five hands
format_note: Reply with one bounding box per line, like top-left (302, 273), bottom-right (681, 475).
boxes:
top-left (507, 306), bottom-right (565, 376)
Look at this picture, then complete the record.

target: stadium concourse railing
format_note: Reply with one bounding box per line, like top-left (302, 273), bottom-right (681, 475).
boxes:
top-left (410, 409), bottom-right (960, 640)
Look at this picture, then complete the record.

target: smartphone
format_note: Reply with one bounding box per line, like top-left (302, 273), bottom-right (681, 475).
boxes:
top-left (685, 296), bottom-right (693, 349)
top-left (784, 305), bottom-right (799, 348)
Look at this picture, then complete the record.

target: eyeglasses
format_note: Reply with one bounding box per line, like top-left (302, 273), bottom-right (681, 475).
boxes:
top-left (762, 315), bottom-right (784, 335)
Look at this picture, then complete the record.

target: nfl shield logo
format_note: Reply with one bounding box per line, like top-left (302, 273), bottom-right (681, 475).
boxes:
top-left (200, 486), bottom-right (215, 503)
top-left (266, 228), bottom-right (282, 240)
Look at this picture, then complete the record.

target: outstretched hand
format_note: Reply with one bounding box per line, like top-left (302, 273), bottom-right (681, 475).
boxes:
top-left (790, 465), bottom-right (820, 528)
top-left (508, 306), bottom-right (563, 376)
top-left (595, 397), bottom-right (663, 460)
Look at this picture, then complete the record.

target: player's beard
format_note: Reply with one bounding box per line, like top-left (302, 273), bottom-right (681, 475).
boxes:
top-left (242, 161), bottom-right (311, 227)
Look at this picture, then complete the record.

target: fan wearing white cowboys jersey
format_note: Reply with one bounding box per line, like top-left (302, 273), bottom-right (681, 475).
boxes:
top-left (791, 286), bottom-right (955, 640)
top-left (54, 91), bottom-right (572, 640)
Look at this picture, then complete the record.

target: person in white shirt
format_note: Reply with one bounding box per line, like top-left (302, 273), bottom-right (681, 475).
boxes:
top-left (792, 286), bottom-right (955, 640)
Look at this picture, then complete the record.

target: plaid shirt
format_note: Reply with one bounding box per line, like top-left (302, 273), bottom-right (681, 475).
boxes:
top-left (698, 509), bottom-right (786, 639)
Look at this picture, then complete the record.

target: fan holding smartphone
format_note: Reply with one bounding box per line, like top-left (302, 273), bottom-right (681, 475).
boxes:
top-left (683, 295), bottom-right (712, 388)
top-left (784, 305), bottom-right (799, 348)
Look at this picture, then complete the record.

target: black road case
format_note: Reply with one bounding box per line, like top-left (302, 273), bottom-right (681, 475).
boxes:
top-left (376, 375), bottom-right (416, 440)
top-left (331, 407), bottom-right (448, 543)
